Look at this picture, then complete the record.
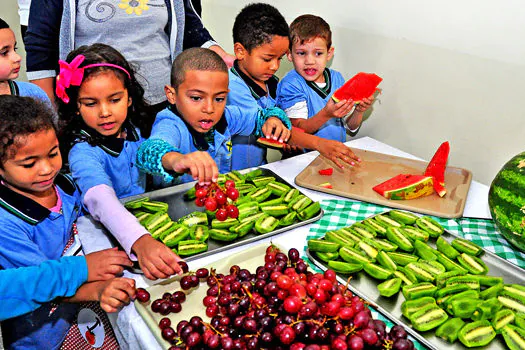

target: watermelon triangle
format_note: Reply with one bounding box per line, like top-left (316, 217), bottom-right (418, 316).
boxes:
top-left (332, 72), bottom-right (382, 103)
top-left (424, 141), bottom-right (450, 196)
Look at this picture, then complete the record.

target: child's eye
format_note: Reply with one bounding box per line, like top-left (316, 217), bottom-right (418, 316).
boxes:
top-left (0, 50), bottom-right (7, 56)
top-left (82, 101), bottom-right (96, 107)
top-left (110, 98), bottom-right (121, 103)
top-left (190, 96), bottom-right (202, 101)
top-left (316, 52), bottom-right (324, 56)
top-left (49, 152), bottom-right (59, 158)
top-left (21, 162), bottom-right (35, 169)
top-left (215, 97), bottom-right (225, 103)
top-left (262, 58), bottom-right (272, 62)
top-left (295, 51), bottom-right (305, 56)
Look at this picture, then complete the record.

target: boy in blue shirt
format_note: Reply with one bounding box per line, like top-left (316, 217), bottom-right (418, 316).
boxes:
top-left (137, 47), bottom-right (292, 184)
top-left (227, 4), bottom-right (362, 169)
top-left (277, 15), bottom-right (374, 143)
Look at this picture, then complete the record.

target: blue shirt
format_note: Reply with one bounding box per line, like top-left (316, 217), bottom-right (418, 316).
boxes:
top-left (0, 256), bottom-right (87, 322)
top-left (68, 123), bottom-right (146, 199)
top-left (9, 80), bottom-right (53, 110)
top-left (148, 105), bottom-right (259, 183)
top-left (276, 68), bottom-right (347, 142)
top-left (227, 61), bottom-right (279, 170)
top-left (0, 174), bottom-right (83, 349)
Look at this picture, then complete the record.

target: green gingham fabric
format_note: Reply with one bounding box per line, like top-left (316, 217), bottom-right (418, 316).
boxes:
top-left (302, 199), bottom-right (525, 350)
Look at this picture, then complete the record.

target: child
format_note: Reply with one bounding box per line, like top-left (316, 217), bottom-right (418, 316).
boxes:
top-left (228, 4), bottom-right (361, 169)
top-left (0, 18), bottom-right (49, 103)
top-left (227, 3), bottom-right (290, 169)
top-left (136, 47), bottom-right (291, 184)
top-left (0, 250), bottom-right (136, 321)
top-left (57, 43), bottom-right (182, 281)
top-left (277, 14), bottom-right (374, 143)
top-left (0, 95), bottom-right (135, 349)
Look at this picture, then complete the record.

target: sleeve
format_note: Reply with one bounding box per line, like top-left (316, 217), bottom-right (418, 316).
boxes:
top-left (276, 77), bottom-right (308, 111)
top-left (225, 106), bottom-right (291, 138)
top-left (25, 0), bottom-right (62, 79)
top-left (0, 221), bottom-right (54, 268)
top-left (83, 185), bottom-right (149, 259)
top-left (69, 143), bottom-right (113, 197)
top-left (284, 101), bottom-right (309, 120)
top-left (0, 256), bottom-right (87, 321)
top-left (20, 83), bottom-right (53, 109)
top-left (227, 76), bottom-right (261, 110)
top-left (182, 0), bottom-right (214, 49)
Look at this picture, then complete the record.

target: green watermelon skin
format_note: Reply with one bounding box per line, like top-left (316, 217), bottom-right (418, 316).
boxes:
top-left (488, 151), bottom-right (525, 252)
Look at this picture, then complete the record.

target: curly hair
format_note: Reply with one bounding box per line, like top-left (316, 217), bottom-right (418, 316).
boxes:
top-left (0, 95), bottom-right (56, 168)
top-left (289, 14), bottom-right (332, 49)
top-left (57, 43), bottom-right (152, 159)
top-left (232, 3), bottom-right (289, 52)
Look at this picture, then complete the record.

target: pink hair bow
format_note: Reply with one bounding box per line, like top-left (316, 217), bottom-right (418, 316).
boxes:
top-left (56, 55), bottom-right (86, 104)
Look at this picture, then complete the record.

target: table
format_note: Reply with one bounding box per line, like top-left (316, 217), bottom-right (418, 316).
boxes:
top-left (78, 136), bottom-right (492, 350)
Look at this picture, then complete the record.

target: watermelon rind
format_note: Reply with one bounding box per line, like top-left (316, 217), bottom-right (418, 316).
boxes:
top-left (373, 175), bottom-right (434, 200)
top-left (488, 151), bottom-right (525, 252)
top-left (425, 141), bottom-right (450, 197)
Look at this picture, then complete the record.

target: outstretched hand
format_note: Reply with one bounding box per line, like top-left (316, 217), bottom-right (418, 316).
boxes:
top-left (317, 140), bottom-right (361, 169)
top-left (261, 116), bottom-right (291, 145)
top-left (85, 247), bottom-right (133, 282)
top-left (132, 235), bottom-right (182, 280)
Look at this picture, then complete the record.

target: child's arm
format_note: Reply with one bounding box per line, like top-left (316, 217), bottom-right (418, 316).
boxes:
top-left (289, 98), bottom-right (355, 134)
top-left (161, 150), bottom-right (219, 185)
top-left (0, 256), bottom-right (88, 321)
top-left (84, 185), bottom-right (183, 280)
top-left (345, 96), bottom-right (374, 131)
top-left (64, 278), bottom-right (136, 313)
top-left (288, 129), bottom-right (360, 169)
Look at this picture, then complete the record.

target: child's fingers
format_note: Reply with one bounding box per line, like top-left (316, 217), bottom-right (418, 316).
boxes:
top-left (161, 249), bottom-right (182, 274)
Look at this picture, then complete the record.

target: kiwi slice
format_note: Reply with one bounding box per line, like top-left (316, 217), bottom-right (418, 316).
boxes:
top-left (458, 320), bottom-right (496, 348)
top-left (435, 317), bottom-right (466, 343)
top-left (410, 304), bottom-right (449, 332)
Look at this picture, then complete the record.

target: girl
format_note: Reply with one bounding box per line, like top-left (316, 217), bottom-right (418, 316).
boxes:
top-left (0, 18), bottom-right (49, 103)
top-left (0, 95), bottom-right (135, 349)
top-left (57, 43), bottom-right (182, 280)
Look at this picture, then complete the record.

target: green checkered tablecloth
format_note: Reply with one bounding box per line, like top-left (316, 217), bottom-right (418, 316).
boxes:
top-left (305, 199), bottom-right (525, 268)
top-left (302, 199), bottom-right (525, 350)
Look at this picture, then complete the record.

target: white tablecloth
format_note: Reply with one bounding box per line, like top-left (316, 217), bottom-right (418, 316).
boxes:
top-left (77, 136), bottom-right (491, 350)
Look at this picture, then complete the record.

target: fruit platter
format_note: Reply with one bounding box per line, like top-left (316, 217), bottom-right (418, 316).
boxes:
top-left (122, 168), bottom-right (323, 261)
top-left (294, 147), bottom-right (473, 218)
top-left (135, 243), bottom-right (427, 349)
top-left (306, 209), bottom-right (525, 349)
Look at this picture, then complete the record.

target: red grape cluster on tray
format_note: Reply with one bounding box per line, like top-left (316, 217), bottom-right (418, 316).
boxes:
top-left (194, 181), bottom-right (239, 221)
top-left (136, 246), bottom-right (415, 350)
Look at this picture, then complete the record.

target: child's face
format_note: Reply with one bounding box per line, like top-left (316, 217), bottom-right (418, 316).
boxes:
top-left (234, 35), bottom-right (289, 84)
top-left (0, 28), bottom-right (22, 81)
top-left (0, 128), bottom-right (62, 195)
top-left (165, 70), bottom-right (229, 133)
top-left (288, 37), bottom-right (334, 84)
top-left (77, 71), bottom-right (131, 137)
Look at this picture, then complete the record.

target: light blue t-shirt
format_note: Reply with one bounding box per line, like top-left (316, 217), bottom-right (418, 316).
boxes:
top-left (276, 68), bottom-right (347, 142)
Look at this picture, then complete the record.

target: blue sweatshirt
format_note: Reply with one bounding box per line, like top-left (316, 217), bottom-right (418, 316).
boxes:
top-left (0, 256), bottom-right (88, 322)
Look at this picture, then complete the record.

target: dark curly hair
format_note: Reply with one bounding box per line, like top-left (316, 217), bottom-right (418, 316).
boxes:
top-left (57, 43), bottom-right (152, 160)
top-left (232, 3), bottom-right (289, 52)
top-left (0, 95), bottom-right (56, 169)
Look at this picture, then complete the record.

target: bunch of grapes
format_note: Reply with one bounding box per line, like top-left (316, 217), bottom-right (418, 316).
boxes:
top-left (194, 181), bottom-right (240, 221)
top-left (136, 247), bottom-right (415, 350)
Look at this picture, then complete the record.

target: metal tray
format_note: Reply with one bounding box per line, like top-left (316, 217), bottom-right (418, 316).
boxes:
top-left (295, 149), bottom-right (473, 218)
top-left (306, 212), bottom-right (525, 350)
top-left (122, 168), bottom-right (323, 264)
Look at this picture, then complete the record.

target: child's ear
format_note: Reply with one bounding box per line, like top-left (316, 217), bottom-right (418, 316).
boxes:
top-left (233, 42), bottom-right (247, 60)
top-left (287, 51), bottom-right (293, 62)
top-left (128, 96), bottom-right (132, 108)
top-left (327, 46), bottom-right (335, 61)
top-left (164, 85), bottom-right (177, 104)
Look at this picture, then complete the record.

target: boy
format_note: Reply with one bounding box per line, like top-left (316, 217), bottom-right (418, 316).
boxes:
top-left (136, 47), bottom-right (291, 184)
top-left (276, 15), bottom-right (374, 143)
top-left (227, 4), bottom-right (361, 169)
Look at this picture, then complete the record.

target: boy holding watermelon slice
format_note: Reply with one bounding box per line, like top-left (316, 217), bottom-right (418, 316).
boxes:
top-left (227, 4), bottom-right (361, 169)
top-left (276, 15), bottom-right (375, 143)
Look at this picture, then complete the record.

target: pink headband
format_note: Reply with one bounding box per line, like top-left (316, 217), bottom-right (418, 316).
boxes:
top-left (55, 54), bottom-right (131, 103)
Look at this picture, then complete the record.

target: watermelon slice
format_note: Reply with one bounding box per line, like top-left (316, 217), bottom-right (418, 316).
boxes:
top-left (256, 137), bottom-right (285, 149)
top-left (319, 182), bottom-right (333, 189)
top-left (373, 174), bottom-right (434, 200)
top-left (424, 141), bottom-right (450, 197)
top-left (332, 72), bottom-right (383, 103)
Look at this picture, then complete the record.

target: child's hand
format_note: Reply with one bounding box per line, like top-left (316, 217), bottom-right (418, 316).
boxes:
top-left (85, 247), bottom-right (133, 282)
top-left (98, 277), bottom-right (136, 313)
top-left (324, 98), bottom-right (355, 119)
top-left (131, 235), bottom-right (182, 280)
top-left (262, 117), bottom-right (291, 144)
top-left (164, 151), bottom-right (219, 185)
top-left (355, 96), bottom-right (374, 113)
top-left (317, 140), bottom-right (361, 169)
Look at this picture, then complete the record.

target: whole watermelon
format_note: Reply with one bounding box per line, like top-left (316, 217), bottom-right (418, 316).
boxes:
top-left (488, 152), bottom-right (525, 252)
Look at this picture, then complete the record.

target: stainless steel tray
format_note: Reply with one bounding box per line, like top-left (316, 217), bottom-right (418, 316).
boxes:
top-left (122, 168), bottom-right (323, 263)
top-left (306, 212), bottom-right (525, 350)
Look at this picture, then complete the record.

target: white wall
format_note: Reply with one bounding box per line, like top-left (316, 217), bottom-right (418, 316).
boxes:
top-left (202, 0), bottom-right (525, 185)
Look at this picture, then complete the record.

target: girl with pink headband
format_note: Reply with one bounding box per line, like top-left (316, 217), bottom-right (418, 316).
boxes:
top-left (57, 43), bottom-right (183, 285)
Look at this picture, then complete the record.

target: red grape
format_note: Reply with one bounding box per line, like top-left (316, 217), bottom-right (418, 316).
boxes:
top-left (136, 288), bottom-right (150, 303)
top-left (226, 187), bottom-right (239, 200)
top-left (194, 197), bottom-right (206, 207)
top-left (195, 188), bottom-right (207, 198)
top-left (215, 191), bottom-right (227, 205)
top-left (158, 317), bottom-right (171, 329)
top-left (225, 180), bottom-right (235, 189)
top-left (226, 205), bottom-right (239, 219)
top-left (161, 327), bottom-right (176, 341)
top-left (204, 197), bottom-right (218, 211)
top-left (283, 296), bottom-right (302, 314)
top-left (215, 208), bottom-right (228, 221)
top-left (178, 261), bottom-right (189, 273)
